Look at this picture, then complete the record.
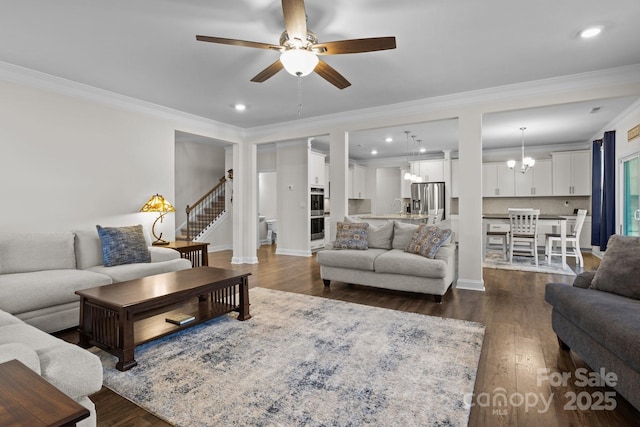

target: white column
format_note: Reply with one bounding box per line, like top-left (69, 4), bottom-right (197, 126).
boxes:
top-left (443, 150), bottom-right (451, 220)
top-left (232, 142), bottom-right (259, 264)
top-left (329, 130), bottom-right (349, 241)
top-left (456, 111), bottom-right (485, 291)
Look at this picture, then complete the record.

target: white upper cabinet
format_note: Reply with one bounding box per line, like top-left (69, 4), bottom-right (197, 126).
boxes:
top-left (351, 164), bottom-right (366, 199)
top-left (514, 159), bottom-right (552, 196)
top-left (552, 151), bottom-right (591, 196)
top-left (483, 163), bottom-right (515, 197)
top-left (411, 160), bottom-right (444, 182)
top-left (308, 151), bottom-right (325, 187)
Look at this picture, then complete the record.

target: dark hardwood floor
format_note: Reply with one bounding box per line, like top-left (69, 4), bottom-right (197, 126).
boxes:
top-left (59, 245), bottom-right (639, 426)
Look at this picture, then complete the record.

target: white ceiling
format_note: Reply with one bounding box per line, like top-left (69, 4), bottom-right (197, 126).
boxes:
top-left (2, 0), bottom-right (640, 157)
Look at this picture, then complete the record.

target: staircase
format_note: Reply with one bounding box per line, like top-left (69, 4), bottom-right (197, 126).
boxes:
top-left (176, 176), bottom-right (227, 241)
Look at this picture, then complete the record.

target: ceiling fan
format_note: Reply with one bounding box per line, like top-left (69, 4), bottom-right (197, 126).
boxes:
top-left (196, 0), bottom-right (396, 89)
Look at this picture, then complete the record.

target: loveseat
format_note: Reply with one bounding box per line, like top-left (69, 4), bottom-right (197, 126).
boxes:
top-left (317, 220), bottom-right (456, 302)
top-left (545, 235), bottom-right (640, 411)
top-left (0, 309), bottom-right (103, 426)
top-left (0, 228), bottom-right (193, 333)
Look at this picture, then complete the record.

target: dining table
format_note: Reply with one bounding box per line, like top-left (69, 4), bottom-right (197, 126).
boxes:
top-left (482, 214), bottom-right (569, 269)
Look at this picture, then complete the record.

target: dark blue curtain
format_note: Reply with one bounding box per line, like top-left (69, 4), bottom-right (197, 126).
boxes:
top-left (599, 131), bottom-right (616, 250)
top-left (591, 140), bottom-right (602, 247)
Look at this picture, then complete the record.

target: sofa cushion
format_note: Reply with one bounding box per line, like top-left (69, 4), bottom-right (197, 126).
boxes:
top-left (0, 343), bottom-right (41, 373)
top-left (85, 258), bottom-right (192, 283)
top-left (0, 232), bottom-right (76, 274)
top-left (0, 270), bottom-right (112, 314)
top-left (96, 224), bottom-right (151, 267)
top-left (0, 324), bottom-right (103, 399)
top-left (343, 217), bottom-right (394, 249)
top-left (0, 309), bottom-right (24, 327)
top-left (545, 283), bottom-right (640, 373)
top-left (317, 248), bottom-right (387, 271)
top-left (590, 235), bottom-right (640, 299)
top-left (334, 222), bottom-right (369, 250)
top-left (391, 221), bottom-right (419, 249)
top-left (149, 246), bottom-right (182, 262)
top-left (374, 249), bottom-right (448, 279)
top-left (74, 229), bottom-right (105, 269)
top-left (405, 225), bottom-right (452, 259)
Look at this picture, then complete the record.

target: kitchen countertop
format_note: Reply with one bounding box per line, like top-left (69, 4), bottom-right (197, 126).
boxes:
top-left (355, 213), bottom-right (430, 220)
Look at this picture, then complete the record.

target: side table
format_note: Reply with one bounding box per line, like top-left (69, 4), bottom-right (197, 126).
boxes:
top-left (165, 241), bottom-right (210, 267)
top-left (0, 359), bottom-right (90, 426)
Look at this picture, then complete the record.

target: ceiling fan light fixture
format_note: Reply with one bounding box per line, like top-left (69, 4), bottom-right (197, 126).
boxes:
top-left (280, 49), bottom-right (318, 77)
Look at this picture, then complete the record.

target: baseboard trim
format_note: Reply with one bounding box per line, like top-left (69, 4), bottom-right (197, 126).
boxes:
top-left (275, 248), bottom-right (312, 257)
top-left (455, 278), bottom-right (485, 292)
top-left (207, 244), bottom-right (233, 253)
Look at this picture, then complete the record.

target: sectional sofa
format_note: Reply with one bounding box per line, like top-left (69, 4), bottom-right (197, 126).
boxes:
top-left (0, 229), bottom-right (192, 333)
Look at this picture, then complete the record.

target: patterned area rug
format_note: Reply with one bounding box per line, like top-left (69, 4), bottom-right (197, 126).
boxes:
top-left (94, 288), bottom-right (485, 427)
top-left (483, 249), bottom-right (576, 276)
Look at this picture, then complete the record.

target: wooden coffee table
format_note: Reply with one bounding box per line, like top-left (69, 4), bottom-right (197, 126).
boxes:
top-left (76, 267), bottom-right (251, 371)
top-left (0, 359), bottom-right (90, 426)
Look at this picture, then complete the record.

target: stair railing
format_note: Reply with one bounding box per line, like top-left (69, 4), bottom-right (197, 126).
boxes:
top-left (185, 176), bottom-right (226, 241)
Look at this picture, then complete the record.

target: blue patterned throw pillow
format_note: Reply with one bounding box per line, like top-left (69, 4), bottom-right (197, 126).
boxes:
top-left (96, 225), bottom-right (151, 267)
top-left (405, 224), bottom-right (452, 259)
top-left (333, 222), bottom-right (369, 250)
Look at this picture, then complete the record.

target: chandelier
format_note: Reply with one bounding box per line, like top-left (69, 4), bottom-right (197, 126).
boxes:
top-left (507, 127), bottom-right (535, 173)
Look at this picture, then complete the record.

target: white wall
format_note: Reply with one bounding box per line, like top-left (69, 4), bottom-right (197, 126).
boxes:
top-left (276, 142), bottom-right (309, 256)
top-left (375, 168), bottom-right (402, 215)
top-left (174, 138), bottom-right (226, 228)
top-left (0, 78), bottom-right (242, 245)
top-left (258, 172), bottom-right (277, 220)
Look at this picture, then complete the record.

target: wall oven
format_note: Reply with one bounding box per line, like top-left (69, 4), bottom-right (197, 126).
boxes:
top-left (310, 187), bottom-right (325, 241)
top-left (310, 187), bottom-right (325, 217)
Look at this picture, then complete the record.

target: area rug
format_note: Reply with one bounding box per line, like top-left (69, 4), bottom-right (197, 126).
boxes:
top-left (93, 287), bottom-right (485, 427)
top-left (483, 249), bottom-right (576, 276)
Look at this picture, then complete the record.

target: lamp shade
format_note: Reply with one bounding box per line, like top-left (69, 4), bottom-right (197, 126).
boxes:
top-left (140, 194), bottom-right (175, 213)
top-left (280, 49), bottom-right (319, 77)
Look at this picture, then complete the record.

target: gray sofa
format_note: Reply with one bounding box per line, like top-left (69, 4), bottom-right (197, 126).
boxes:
top-left (0, 230), bottom-right (192, 333)
top-left (0, 309), bottom-right (103, 426)
top-left (545, 235), bottom-right (640, 412)
top-left (318, 220), bottom-right (456, 302)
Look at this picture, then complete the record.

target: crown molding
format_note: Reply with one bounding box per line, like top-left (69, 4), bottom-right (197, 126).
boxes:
top-left (0, 60), bottom-right (244, 142)
top-left (245, 64), bottom-right (640, 143)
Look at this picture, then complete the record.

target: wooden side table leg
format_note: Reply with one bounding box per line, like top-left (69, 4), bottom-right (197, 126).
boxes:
top-left (237, 277), bottom-right (251, 321)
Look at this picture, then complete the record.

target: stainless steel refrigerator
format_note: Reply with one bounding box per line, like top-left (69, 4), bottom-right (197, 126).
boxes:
top-left (410, 182), bottom-right (446, 219)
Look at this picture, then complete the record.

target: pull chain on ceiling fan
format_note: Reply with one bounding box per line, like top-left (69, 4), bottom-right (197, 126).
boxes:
top-left (195, 0), bottom-right (397, 89)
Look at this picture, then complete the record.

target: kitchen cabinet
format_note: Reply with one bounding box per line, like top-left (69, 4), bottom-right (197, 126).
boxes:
top-left (325, 164), bottom-right (330, 198)
top-left (552, 151), bottom-right (591, 196)
top-left (412, 160), bottom-right (444, 182)
top-left (351, 164), bottom-right (366, 199)
top-left (514, 159), bottom-right (552, 196)
top-left (451, 159), bottom-right (459, 198)
top-left (483, 163), bottom-right (515, 197)
top-left (308, 151), bottom-right (325, 187)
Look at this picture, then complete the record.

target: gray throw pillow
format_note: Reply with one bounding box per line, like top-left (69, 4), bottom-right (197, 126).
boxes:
top-left (333, 222), bottom-right (369, 250)
top-left (590, 235), bottom-right (640, 299)
top-left (405, 225), bottom-right (453, 259)
top-left (96, 224), bottom-right (151, 267)
top-left (367, 222), bottom-right (394, 249)
top-left (572, 271), bottom-right (596, 289)
top-left (391, 221), bottom-right (419, 249)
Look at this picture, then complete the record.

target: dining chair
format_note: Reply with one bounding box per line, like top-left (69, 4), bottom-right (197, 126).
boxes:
top-left (508, 208), bottom-right (540, 266)
top-left (545, 209), bottom-right (587, 267)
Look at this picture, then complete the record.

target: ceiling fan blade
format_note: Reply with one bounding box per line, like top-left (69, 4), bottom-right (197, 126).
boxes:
top-left (314, 60), bottom-right (351, 90)
top-left (314, 37), bottom-right (397, 55)
top-left (250, 60), bottom-right (284, 83)
top-left (281, 0), bottom-right (308, 44)
top-left (196, 35), bottom-right (281, 51)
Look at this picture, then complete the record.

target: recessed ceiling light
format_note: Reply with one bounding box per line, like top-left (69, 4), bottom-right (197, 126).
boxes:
top-left (419, 148), bottom-right (426, 153)
top-left (371, 149), bottom-right (378, 155)
top-left (385, 137), bottom-right (393, 143)
top-left (580, 27), bottom-right (602, 38)
top-left (234, 104), bottom-right (247, 111)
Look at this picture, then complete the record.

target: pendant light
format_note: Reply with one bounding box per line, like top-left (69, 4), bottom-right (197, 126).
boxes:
top-left (507, 127), bottom-right (535, 173)
top-left (403, 131), bottom-right (413, 180)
